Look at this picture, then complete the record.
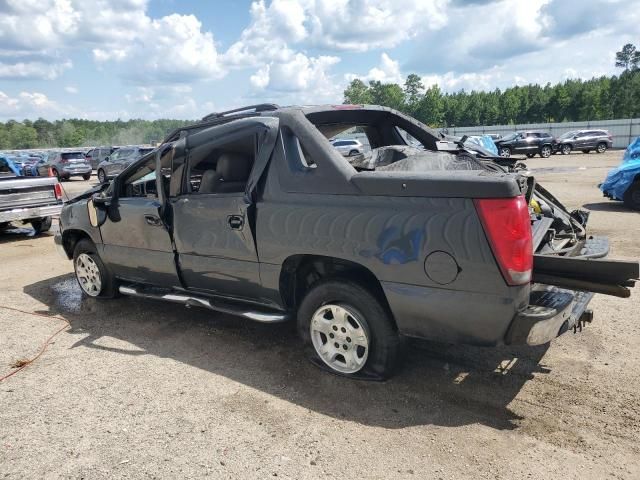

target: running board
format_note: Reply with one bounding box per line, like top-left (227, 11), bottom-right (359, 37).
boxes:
top-left (118, 285), bottom-right (289, 323)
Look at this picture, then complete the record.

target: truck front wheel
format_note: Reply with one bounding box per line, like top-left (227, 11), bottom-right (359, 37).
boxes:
top-left (297, 280), bottom-right (399, 379)
top-left (73, 239), bottom-right (118, 298)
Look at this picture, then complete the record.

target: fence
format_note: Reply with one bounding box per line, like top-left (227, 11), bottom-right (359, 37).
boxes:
top-left (448, 118), bottom-right (640, 149)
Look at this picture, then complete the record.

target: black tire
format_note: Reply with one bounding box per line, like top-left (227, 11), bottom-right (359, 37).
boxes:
top-left (582, 149), bottom-right (590, 154)
top-left (623, 182), bottom-right (640, 210)
top-left (0, 222), bottom-right (10, 231)
top-left (526, 153), bottom-right (535, 158)
top-left (499, 146), bottom-right (511, 157)
top-left (51, 168), bottom-right (60, 180)
top-left (82, 173), bottom-right (91, 181)
top-left (97, 169), bottom-right (107, 184)
top-left (348, 150), bottom-right (359, 156)
top-left (72, 239), bottom-right (118, 298)
top-left (539, 145), bottom-right (552, 158)
top-left (297, 279), bottom-right (399, 380)
top-left (561, 144), bottom-right (572, 155)
top-left (31, 217), bottom-right (52, 234)
top-left (596, 142), bottom-right (607, 154)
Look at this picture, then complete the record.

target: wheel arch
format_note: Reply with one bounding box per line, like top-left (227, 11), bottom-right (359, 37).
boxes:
top-left (61, 229), bottom-right (94, 259)
top-left (279, 254), bottom-right (394, 324)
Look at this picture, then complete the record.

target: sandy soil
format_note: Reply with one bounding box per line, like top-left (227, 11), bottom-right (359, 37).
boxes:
top-left (1, 151), bottom-right (638, 479)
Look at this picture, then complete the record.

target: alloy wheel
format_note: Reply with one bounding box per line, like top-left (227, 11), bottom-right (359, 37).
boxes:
top-left (310, 304), bottom-right (369, 374)
top-left (75, 253), bottom-right (103, 297)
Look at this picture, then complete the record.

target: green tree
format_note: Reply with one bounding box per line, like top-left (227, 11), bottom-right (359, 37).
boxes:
top-left (615, 43), bottom-right (640, 71)
top-left (343, 79), bottom-right (372, 104)
top-left (403, 74), bottom-right (424, 114)
top-left (368, 81), bottom-right (405, 111)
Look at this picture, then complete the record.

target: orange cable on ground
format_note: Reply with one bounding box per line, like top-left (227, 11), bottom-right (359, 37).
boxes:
top-left (0, 306), bottom-right (70, 382)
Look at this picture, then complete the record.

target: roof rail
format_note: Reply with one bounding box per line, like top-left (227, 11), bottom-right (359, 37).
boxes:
top-left (201, 103), bottom-right (279, 122)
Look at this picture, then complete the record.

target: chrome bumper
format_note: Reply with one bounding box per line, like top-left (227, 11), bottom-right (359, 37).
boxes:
top-left (0, 203), bottom-right (62, 223)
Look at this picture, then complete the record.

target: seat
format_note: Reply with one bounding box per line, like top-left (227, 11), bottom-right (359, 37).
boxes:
top-left (198, 152), bottom-right (252, 194)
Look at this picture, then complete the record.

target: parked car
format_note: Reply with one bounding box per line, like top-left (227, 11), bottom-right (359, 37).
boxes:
top-left (1, 172), bottom-right (63, 234)
top-left (96, 146), bottom-right (154, 183)
top-left (39, 151), bottom-right (92, 181)
top-left (556, 130), bottom-right (612, 155)
top-left (601, 137), bottom-right (640, 210)
top-left (330, 138), bottom-right (364, 156)
top-left (55, 104), bottom-right (638, 380)
top-left (494, 131), bottom-right (556, 158)
top-left (0, 156), bottom-right (29, 176)
top-left (85, 146), bottom-right (115, 169)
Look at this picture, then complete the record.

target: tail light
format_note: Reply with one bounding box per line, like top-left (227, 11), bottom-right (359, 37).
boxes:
top-left (54, 183), bottom-right (63, 200)
top-left (608, 134), bottom-right (613, 141)
top-left (474, 196), bottom-right (533, 286)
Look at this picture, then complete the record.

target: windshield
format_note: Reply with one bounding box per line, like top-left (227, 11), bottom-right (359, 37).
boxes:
top-left (559, 131), bottom-right (577, 139)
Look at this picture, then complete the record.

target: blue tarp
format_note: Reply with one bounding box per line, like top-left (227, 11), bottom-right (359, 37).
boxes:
top-left (465, 135), bottom-right (499, 155)
top-left (600, 137), bottom-right (640, 200)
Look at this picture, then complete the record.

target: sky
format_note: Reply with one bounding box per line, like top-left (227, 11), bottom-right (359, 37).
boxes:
top-left (0, 0), bottom-right (638, 122)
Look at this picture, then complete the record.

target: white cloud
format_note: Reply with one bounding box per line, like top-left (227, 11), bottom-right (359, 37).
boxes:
top-left (249, 52), bottom-right (341, 103)
top-left (0, 1), bottom-right (223, 84)
top-left (64, 85), bottom-right (78, 94)
top-left (0, 91), bottom-right (64, 119)
top-left (345, 53), bottom-right (402, 84)
top-left (0, 59), bottom-right (72, 80)
top-left (223, 0), bottom-right (448, 69)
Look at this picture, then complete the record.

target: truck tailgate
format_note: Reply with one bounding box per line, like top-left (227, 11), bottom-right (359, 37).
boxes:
top-left (0, 177), bottom-right (60, 210)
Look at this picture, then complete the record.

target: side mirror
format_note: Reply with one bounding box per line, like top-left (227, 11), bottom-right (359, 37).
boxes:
top-left (92, 193), bottom-right (112, 208)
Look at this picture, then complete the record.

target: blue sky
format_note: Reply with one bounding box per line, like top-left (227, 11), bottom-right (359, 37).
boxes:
top-left (0, 0), bottom-right (638, 121)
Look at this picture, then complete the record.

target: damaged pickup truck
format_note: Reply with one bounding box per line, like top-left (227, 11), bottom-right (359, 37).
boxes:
top-left (55, 104), bottom-right (639, 379)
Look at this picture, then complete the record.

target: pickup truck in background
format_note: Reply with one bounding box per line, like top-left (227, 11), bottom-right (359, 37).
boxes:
top-left (0, 172), bottom-right (64, 234)
top-left (55, 104), bottom-right (639, 380)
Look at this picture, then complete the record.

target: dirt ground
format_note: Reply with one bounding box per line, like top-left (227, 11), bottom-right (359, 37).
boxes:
top-left (1, 150), bottom-right (639, 479)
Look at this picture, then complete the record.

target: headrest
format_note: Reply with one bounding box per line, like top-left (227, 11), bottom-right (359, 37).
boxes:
top-left (216, 152), bottom-right (252, 182)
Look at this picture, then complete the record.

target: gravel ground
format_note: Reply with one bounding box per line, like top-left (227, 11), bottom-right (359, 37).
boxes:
top-left (1, 150), bottom-right (639, 479)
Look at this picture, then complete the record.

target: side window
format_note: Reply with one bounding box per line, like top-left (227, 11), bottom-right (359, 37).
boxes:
top-left (185, 133), bottom-right (256, 195)
top-left (0, 158), bottom-right (12, 175)
top-left (119, 147), bottom-right (174, 199)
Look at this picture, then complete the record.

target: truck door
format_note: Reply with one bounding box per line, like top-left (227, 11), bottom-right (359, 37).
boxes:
top-left (98, 152), bottom-right (178, 287)
top-left (170, 117), bottom-right (278, 300)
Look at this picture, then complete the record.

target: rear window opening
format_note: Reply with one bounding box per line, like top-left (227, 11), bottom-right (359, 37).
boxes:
top-left (61, 152), bottom-right (85, 160)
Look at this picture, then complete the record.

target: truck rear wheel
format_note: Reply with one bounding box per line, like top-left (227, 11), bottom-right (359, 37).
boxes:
top-left (297, 279), bottom-right (399, 379)
top-left (73, 239), bottom-right (117, 298)
top-left (30, 217), bottom-right (52, 234)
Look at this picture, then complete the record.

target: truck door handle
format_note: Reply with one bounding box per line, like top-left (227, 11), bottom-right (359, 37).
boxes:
top-left (228, 215), bottom-right (244, 230)
top-left (144, 214), bottom-right (162, 226)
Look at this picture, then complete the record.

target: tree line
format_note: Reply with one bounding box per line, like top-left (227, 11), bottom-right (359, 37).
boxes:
top-left (0, 118), bottom-right (193, 150)
top-left (344, 69), bottom-right (640, 128)
top-left (344, 43), bottom-right (640, 128)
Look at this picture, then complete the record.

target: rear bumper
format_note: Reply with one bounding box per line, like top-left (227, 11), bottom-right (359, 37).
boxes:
top-left (0, 203), bottom-right (62, 223)
top-left (61, 166), bottom-right (92, 176)
top-left (504, 286), bottom-right (594, 345)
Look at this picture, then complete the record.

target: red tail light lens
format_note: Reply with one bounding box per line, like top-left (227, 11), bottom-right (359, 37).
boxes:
top-left (474, 196), bottom-right (532, 286)
top-left (54, 183), bottom-right (62, 200)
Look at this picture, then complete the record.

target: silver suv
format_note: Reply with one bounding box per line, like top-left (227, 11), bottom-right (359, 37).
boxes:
top-left (331, 138), bottom-right (364, 156)
top-left (97, 146), bottom-right (155, 183)
top-left (39, 151), bottom-right (92, 181)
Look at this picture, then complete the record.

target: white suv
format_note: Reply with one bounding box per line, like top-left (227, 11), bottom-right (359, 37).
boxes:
top-left (331, 139), bottom-right (364, 156)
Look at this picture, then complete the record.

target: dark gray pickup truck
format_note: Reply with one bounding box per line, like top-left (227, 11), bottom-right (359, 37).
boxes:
top-left (54, 104), bottom-right (639, 379)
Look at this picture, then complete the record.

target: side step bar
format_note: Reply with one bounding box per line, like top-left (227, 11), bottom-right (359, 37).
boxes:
top-left (119, 285), bottom-right (290, 323)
